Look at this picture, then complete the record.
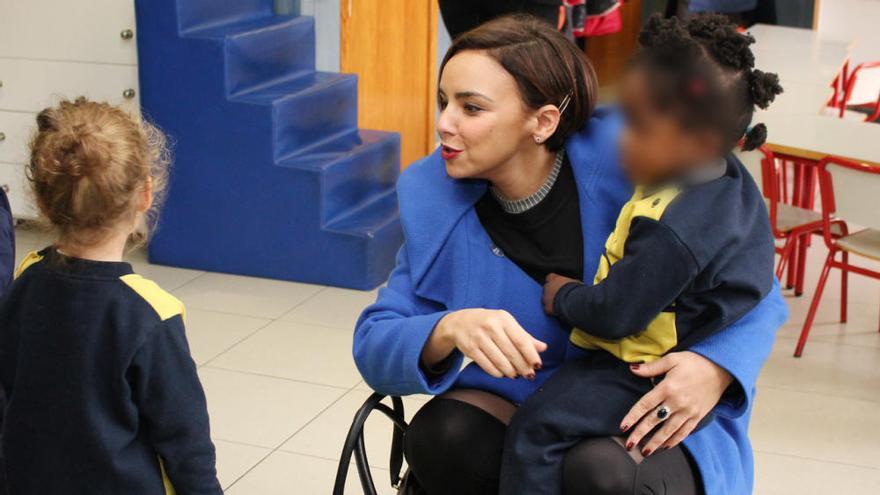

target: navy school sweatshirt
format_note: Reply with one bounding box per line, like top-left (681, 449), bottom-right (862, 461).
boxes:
top-left (0, 247), bottom-right (221, 494)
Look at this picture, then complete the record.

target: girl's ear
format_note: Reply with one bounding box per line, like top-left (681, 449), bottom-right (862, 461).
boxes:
top-left (532, 104), bottom-right (562, 144)
top-left (139, 177), bottom-right (154, 213)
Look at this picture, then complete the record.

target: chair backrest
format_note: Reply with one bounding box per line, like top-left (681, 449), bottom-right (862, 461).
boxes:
top-left (820, 157), bottom-right (880, 231)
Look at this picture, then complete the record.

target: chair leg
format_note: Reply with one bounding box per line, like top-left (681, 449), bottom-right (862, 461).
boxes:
top-left (795, 250), bottom-right (835, 357)
top-left (787, 237), bottom-right (799, 290)
top-left (840, 251), bottom-right (848, 323)
top-left (776, 237), bottom-right (795, 281)
top-left (794, 235), bottom-right (809, 297)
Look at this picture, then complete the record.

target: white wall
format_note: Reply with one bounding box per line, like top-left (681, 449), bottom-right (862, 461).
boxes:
top-left (274, 0), bottom-right (339, 72)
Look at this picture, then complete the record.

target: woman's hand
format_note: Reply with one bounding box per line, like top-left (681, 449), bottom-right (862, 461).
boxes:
top-left (619, 351), bottom-right (734, 456)
top-left (423, 309), bottom-right (547, 379)
top-left (542, 273), bottom-right (580, 314)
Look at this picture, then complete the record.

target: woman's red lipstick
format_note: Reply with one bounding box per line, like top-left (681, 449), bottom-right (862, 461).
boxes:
top-left (440, 144), bottom-right (462, 161)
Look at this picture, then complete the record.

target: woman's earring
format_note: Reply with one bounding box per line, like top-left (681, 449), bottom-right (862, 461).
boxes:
top-left (534, 135), bottom-right (543, 144)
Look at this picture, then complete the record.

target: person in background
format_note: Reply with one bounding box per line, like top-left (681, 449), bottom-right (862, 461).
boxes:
top-left (0, 176), bottom-right (12, 495)
top-left (667, 0), bottom-right (778, 26)
top-left (439, 0), bottom-right (563, 39)
top-left (0, 98), bottom-right (222, 494)
top-left (0, 184), bottom-right (12, 296)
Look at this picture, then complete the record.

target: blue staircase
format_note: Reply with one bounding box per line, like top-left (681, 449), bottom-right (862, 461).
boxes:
top-left (134, 0), bottom-right (403, 290)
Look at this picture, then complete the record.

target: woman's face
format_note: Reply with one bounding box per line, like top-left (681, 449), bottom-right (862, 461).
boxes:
top-left (437, 51), bottom-right (536, 180)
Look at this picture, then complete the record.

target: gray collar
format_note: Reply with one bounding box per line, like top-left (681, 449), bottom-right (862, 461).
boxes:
top-left (681, 158), bottom-right (728, 185)
top-left (490, 150), bottom-right (565, 215)
top-left (644, 158), bottom-right (729, 196)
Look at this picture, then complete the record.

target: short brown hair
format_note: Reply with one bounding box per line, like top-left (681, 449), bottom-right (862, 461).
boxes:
top-left (27, 97), bottom-right (170, 248)
top-left (440, 14), bottom-right (598, 151)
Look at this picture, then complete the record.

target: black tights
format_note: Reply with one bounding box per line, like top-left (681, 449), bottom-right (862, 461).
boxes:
top-left (404, 392), bottom-right (702, 495)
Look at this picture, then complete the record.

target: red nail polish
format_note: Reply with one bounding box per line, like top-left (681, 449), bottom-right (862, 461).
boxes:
top-left (620, 424), bottom-right (629, 432)
top-left (642, 448), bottom-right (652, 456)
top-left (526, 374), bottom-right (535, 381)
top-left (535, 363), bottom-right (542, 370)
top-left (629, 364), bottom-right (640, 370)
top-left (625, 441), bottom-right (634, 450)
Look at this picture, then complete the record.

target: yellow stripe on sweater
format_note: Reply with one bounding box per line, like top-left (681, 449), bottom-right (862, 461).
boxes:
top-left (120, 274), bottom-right (186, 322)
top-left (571, 186), bottom-right (681, 362)
top-left (14, 251), bottom-right (44, 279)
top-left (159, 457), bottom-right (176, 495)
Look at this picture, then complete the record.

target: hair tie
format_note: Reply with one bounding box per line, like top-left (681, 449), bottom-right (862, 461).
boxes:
top-left (688, 77), bottom-right (706, 97)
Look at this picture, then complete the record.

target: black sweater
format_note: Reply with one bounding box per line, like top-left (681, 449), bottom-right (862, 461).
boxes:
top-left (0, 248), bottom-right (221, 494)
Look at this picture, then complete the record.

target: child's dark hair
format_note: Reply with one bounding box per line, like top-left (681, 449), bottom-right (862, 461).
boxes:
top-left (27, 97), bottom-right (170, 248)
top-left (631, 13), bottom-right (783, 152)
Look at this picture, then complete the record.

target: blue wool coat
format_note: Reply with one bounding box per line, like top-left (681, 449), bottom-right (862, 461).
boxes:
top-left (353, 108), bottom-right (788, 494)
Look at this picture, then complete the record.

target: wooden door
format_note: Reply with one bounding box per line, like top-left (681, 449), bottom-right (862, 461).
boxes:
top-left (585, 0), bottom-right (643, 87)
top-left (340, 0), bottom-right (438, 168)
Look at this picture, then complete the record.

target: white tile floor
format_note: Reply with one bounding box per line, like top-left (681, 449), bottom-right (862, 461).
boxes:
top-left (11, 224), bottom-right (880, 494)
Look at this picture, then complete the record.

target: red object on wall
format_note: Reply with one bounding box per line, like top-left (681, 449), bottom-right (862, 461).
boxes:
top-left (565, 0), bottom-right (623, 38)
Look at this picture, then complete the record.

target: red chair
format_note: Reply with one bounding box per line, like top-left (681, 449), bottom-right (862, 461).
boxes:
top-left (795, 156), bottom-right (880, 357)
top-left (736, 146), bottom-right (826, 286)
top-left (835, 61), bottom-right (880, 122)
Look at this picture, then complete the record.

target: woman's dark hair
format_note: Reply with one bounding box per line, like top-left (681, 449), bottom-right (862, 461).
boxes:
top-left (631, 13), bottom-right (783, 152)
top-left (440, 14), bottom-right (598, 151)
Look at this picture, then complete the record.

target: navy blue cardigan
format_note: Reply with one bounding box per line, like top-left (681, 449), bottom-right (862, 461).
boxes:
top-left (353, 108), bottom-right (788, 494)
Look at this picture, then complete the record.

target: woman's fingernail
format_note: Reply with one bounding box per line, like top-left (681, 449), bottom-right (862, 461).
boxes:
top-left (620, 424), bottom-right (629, 432)
top-left (625, 441), bottom-right (634, 450)
top-left (642, 448), bottom-right (652, 456)
top-left (629, 364), bottom-right (640, 371)
top-left (535, 363), bottom-right (542, 370)
top-left (526, 374), bottom-right (535, 381)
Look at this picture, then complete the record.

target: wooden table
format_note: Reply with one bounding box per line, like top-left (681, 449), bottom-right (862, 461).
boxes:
top-left (748, 24), bottom-right (880, 167)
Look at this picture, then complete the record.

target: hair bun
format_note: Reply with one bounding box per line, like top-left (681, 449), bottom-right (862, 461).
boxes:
top-left (639, 14), bottom-right (699, 57)
top-left (748, 69), bottom-right (783, 109)
top-left (742, 123), bottom-right (767, 151)
top-left (685, 13), bottom-right (756, 70)
top-left (48, 124), bottom-right (109, 180)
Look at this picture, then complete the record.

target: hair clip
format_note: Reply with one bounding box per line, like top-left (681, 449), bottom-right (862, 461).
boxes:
top-left (558, 92), bottom-right (573, 116)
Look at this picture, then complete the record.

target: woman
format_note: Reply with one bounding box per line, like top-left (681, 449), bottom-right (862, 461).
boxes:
top-left (353, 15), bottom-right (787, 495)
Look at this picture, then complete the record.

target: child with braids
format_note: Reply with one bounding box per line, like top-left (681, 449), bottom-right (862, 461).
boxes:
top-left (501, 14), bottom-right (782, 494)
top-left (0, 98), bottom-right (221, 494)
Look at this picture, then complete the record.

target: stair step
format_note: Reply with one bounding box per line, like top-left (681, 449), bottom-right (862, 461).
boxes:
top-left (233, 72), bottom-right (358, 159)
top-left (326, 188), bottom-right (400, 238)
top-left (184, 14), bottom-right (293, 38)
top-left (279, 129), bottom-right (400, 224)
top-left (178, 0), bottom-right (273, 33)
top-left (186, 15), bottom-right (316, 96)
top-left (278, 129), bottom-right (395, 169)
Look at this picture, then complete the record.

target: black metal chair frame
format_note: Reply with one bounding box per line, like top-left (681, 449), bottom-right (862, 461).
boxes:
top-left (332, 393), bottom-right (408, 495)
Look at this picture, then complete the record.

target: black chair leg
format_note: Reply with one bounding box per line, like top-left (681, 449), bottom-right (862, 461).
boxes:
top-left (333, 393), bottom-right (409, 495)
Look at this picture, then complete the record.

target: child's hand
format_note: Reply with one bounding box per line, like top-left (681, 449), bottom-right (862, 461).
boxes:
top-left (543, 273), bottom-right (580, 315)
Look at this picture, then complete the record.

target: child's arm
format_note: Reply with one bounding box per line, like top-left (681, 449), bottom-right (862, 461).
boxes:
top-left (548, 217), bottom-right (699, 339)
top-left (129, 317), bottom-right (222, 495)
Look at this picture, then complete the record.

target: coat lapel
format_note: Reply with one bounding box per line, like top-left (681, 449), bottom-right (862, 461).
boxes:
top-left (397, 149), bottom-right (485, 304)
